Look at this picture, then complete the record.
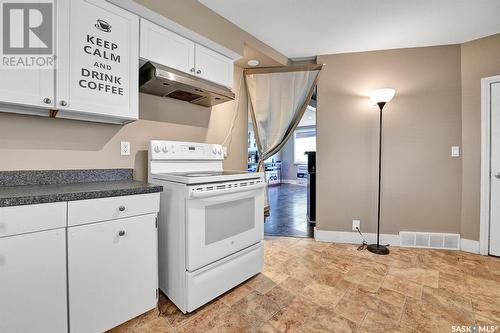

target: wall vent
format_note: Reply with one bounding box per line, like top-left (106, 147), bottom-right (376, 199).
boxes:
top-left (399, 231), bottom-right (460, 250)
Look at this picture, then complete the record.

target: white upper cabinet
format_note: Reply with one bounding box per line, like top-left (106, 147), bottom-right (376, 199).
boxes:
top-left (56, 0), bottom-right (139, 122)
top-left (195, 44), bottom-right (234, 88)
top-left (0, 68), bottom-right (54, 110)
top-left (140, 19), bottom-right (234, 88)
top-left (140, 19), bottom-right (195, 74)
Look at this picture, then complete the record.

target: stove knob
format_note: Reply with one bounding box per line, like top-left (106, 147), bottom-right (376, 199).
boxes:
top-left (218, 148), bottom-right (223, 155)
top-left (212, 147), bottom-right (218, 155)
top-left (161, 146), bottom-right (168, 153)
top-left (153, 146), bottom-right (160, 153)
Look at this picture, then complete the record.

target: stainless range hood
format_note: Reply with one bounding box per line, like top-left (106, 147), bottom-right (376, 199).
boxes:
top-left (139, 62), bottom-right (235, 107)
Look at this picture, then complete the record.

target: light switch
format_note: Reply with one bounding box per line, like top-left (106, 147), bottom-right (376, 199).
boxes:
top-left (451, 146), bottom-right (460, 157)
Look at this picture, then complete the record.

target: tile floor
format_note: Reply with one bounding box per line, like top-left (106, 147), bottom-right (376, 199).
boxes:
top-left (109, 237), bottom-right (500, 333)
top-left (265, 184), bottom-right (314, 238)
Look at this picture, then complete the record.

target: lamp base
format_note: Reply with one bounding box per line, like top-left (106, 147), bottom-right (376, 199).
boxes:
top-left (367, 244), bottom-right (390, 255)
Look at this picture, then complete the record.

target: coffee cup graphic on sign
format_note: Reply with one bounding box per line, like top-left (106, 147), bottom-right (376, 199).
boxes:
top-left (95, 19), bottom-right (111, 32)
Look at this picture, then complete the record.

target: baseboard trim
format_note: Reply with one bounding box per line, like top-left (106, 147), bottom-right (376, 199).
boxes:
top-left (314, 229), bottom-right (482, 254)
top-left (460, 238), bottom-right (480, 254)
top-left (314, 229), bottom-right (400, 247)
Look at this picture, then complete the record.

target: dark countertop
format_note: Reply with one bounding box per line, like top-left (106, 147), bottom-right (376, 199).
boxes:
top-left (0, 169), bottom-right (163, 207)
top-left (0, 180), bottom-right (163, 207)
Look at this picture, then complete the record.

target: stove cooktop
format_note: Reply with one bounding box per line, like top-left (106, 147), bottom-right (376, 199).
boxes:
top-left (150, 170), bottom-right (263, 185)
top-left (171, 171), bottom-right (250, 177)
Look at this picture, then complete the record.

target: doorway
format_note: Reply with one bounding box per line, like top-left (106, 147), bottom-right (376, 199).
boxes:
top-left (248, 102), bottom-right (316, 238)
top-left (480, 75), bottom-right (500, 256)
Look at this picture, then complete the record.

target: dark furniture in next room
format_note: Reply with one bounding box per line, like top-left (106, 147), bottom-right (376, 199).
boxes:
top-left (305, 151), bottom-right (316, 225)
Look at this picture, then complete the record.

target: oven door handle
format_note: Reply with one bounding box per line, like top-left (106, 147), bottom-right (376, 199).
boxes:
top-left (189, 182), bottom-right (266, 199)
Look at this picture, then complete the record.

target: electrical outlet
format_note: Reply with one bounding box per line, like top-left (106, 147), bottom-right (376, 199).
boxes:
top-left (352, 219), bottom-right (360, 231)
top-left (222, 146), bottom-right (228, 158)
top-left (120, 141), bottom-right (130, 156)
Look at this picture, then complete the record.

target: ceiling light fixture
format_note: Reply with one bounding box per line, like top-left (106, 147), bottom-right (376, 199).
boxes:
top-left (247, 59), bottom-right (259, 67)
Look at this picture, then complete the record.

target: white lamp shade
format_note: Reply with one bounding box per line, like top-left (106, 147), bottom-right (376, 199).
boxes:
top-left (369, 88), bottom-right (396, 105)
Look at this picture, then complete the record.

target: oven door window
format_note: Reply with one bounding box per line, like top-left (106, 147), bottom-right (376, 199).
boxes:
top-left (205, 198), bottom-right (255, 245)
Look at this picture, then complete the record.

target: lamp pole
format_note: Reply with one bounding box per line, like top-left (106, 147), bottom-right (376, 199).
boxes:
top-left (367, 88), bottom-right (395, 255)
top-left (367, 101), bottom-right (389, 255)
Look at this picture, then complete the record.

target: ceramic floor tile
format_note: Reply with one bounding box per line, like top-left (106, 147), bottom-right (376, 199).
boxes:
top-left (247, 273), bottom-right (278, 294)
top-left (302, 281), bottom-right (349, 310)
top-left (106, 237), bottom-right (500, 333)
top-left (219, 283), bottom-right (254, 306)
top-left (438, 271), bottom-right (469, 295)
top-left (374, 287), bottom-right (407, 308)
top-left (334, 287), bottom-right (402, 325)
top-left (382, 274), bottom-right (423, 299)
top-left (268, 296), bottom-right (318, 332)
top-left (134, 317), bottom-right (174, 333)
top-left (231, 291), bottom-right (281, 329)
top-left (343, 267), bottom-right (384, 292)
top-left (401, 296), bottom-right (475, 332)
top-left (278, 276), bottom-right (309, 295)
top-left (388, 267), bottom-right (439, 288)
top-left (257, 322), bottom-right (283, 333)
top-left (296, 306), bottom-right (357, 333)
top-left (358, 311), bottom-right (414, 333)
top-left (265, 285), bottom-right (296, 309)
top-left (421, 286), bottom-right (472, 312)
top-left (470, 293), bottom-right (500, 323)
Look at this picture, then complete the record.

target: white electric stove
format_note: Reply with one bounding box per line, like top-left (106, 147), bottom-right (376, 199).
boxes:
top-left (148, 140), bottom-right (265, 313)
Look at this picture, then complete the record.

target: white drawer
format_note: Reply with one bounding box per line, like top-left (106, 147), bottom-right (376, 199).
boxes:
top-left (68, 193), bottom-right (160, 226)
top-left (0, 202), bottom-right (67, 238)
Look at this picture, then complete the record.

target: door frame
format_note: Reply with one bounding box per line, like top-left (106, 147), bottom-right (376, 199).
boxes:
top-left (480, 75), bottom-right (500, 255)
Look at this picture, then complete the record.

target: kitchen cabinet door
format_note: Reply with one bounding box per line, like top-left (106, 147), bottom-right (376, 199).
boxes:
top-left (195, 44), bottom-right (233, 88)
top-left (56, 0), bottom-right (139, 122)
top-left (0, 67), bottom-right (54, 110)
top-left (68, 214), bottom-right (158, 333)
top-left (140, 19), bottom-right (195, 75)
top-left (0, 229), bottom-right (67, 333)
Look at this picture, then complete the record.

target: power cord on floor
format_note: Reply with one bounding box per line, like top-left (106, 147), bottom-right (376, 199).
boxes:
top-left (355, 227), bottom-right (368, 251)
top-left (355, 227), bottom-right (391, 251)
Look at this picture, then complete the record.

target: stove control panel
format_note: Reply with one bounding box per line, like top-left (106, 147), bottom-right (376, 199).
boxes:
top-left (150, 140), bottom-right (224, 160)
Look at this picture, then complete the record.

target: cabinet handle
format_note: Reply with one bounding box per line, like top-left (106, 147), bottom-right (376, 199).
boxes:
top-left (59, 100), bottom-right (67, 106)
top-left (190, 67), bottom-right (195, 73)
top-left (196, 69), bottom-right (202, 74)
top-left (118, 230), bottom-right (126, 236)
top-left (118, 206), bottom-right (126, 212)
top-left (42, 97), bottom-right (52, 104)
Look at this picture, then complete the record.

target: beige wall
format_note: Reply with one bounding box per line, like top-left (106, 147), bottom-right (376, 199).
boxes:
top-left (0, 66), bottom-right (247, 180)
top-left (460, 33), bottom-right (500, 240)
top-left (317, 45), bottom-right (463, 235)
top-left (0, 0), bottom-right (286, 180)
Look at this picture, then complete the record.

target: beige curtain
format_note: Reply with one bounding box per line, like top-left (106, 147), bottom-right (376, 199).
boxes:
top-left (245, 64), bottom-right (322, 215)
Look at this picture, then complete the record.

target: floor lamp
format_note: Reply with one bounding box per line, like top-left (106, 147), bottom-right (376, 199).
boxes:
top-left (367, 88), bottom-right (396, 255)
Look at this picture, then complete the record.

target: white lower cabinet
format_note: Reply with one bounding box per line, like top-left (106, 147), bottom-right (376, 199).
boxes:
top-left (67, 214), bottom-right (158, 333)
top-left (0, 229), bottom-right (68, 333)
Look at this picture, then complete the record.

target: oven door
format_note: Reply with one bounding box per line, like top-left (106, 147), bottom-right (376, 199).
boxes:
top-left (185, 182), bottom-right (265, 271)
